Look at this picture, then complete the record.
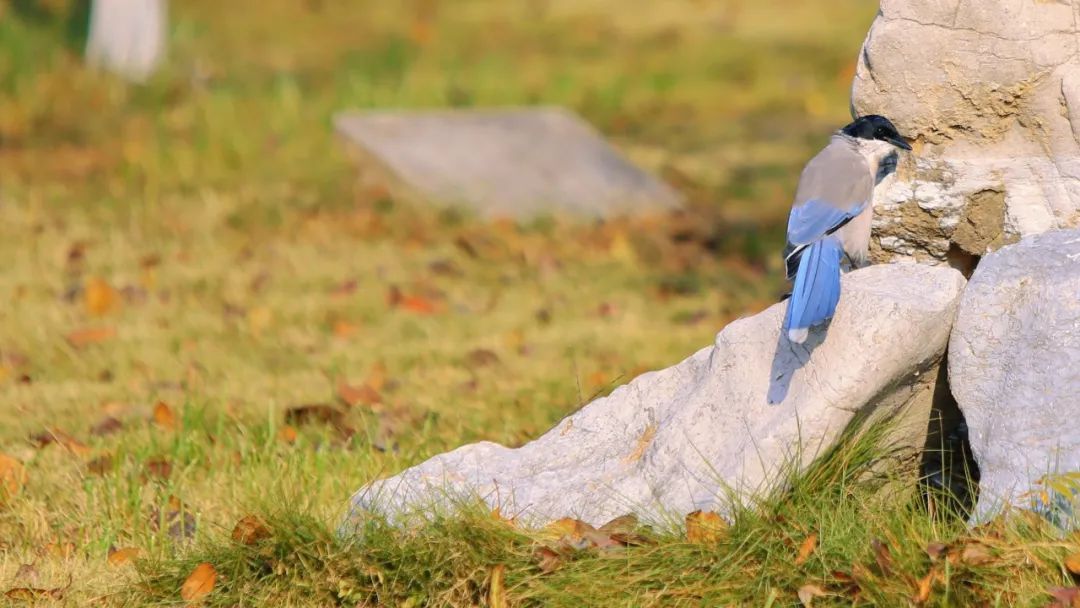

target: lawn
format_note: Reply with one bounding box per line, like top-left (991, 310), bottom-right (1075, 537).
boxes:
top-left (2, 1), bottom-right (1079, 606)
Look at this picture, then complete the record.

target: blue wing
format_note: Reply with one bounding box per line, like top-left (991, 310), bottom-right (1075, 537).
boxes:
top-left (786, 198), bottom-right (867, 246)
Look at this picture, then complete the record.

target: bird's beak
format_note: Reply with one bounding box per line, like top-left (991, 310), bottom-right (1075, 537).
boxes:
top-left (888, 136), bottom-right (913, 151)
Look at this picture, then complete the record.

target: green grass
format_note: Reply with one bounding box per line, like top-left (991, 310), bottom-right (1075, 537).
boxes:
top-left (3, 0), bottom-right (1077, 605)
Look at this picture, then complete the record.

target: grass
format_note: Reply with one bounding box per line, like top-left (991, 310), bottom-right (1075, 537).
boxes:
top-left (2, 0), bottom-right (1078, 605)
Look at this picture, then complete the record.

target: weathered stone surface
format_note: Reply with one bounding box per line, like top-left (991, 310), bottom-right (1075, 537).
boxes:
top-left (949, 228), bottom-right (1080, 524)
top-left (853, 0), bottom-right (1080, 266)
top-left (344, 265), bottom-right (965, 529)
top-left (334, 108), bottom-right (682, 220)
top-left (86, 0), bottom-right (167, 82)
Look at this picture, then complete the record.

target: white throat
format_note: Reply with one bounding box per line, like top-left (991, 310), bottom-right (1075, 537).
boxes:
top-left (842, 134), bottom-right (897, 178)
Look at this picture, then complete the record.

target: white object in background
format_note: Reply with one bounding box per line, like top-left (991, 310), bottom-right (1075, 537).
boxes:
top-left (85, 0), bottom-right (167, 82)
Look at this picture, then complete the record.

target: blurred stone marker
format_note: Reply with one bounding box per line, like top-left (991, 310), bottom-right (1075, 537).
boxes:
top-left (334, 107), bottom-right (683, 220)
top-left (86, 0), bottom-right (167, 82)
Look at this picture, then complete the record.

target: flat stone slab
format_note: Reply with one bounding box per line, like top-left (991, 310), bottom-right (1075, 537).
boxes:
top-left (344, 264), bottom-right (965, 530)
top-left (334, 107), bottom-right (682, 220)
top-left (949, 228), bottom-right (1080, 525)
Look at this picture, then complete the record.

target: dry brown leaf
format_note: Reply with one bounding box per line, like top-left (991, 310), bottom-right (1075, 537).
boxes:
top-left (285, 403), bottom-right (354, 438)
top-left (1048, 586), bottom-right (1080, 608)
top-left (597, 514), bottom-right (651, 545)
top-left (388, 286), bottom-right (442, 314)
top-left (685, 510), bottom-right (726, 544)
top-left (797, 583), bottom-right (827, 607)
top-left (90, 416), bottom-right (124, 437)
top-left (1066, 552), bottom-right (1080, 575)
top-left (795, 533), bottom-right (818, 566)
top-left (86, 455), bottom-right (114, 476)
top-left (277, 425), bottom-right (298, 444)
top-left (925, 542), bottom-right (947, 562)
top-left (871, 538), bottom-right (894, 575)
top-left (960, 542), bottom-right (993, 566)
top-left (107, 547), bottom-right (140, 566)
top-left (144, 457), bottom-right (173, 481)
top-left (180, 562), bottom-right (217, 601)
top-left (84, 277), bottom-right (120, 316)
top-left (0, 453), bottom-right (26, 499)
top-left (66, 326), bottom-right (115, 348)
top-left (465, 348), bottom-right (500, 367)
top-left (31, 429), bottom-right (92, 457)
top-left (337, 380), bottom-right (382, 407)
top-left (4, 585), bottom-right (64, 601)
top-left (152, 401), bottom-right (177, 430)
top-left (231, 515), bottom-right (270, 545)
top-left (912, 569), bottom-right (935, 604)
top-left (488, 564), bottom-right (507, 608)
top-left (534, 546), bottom-right (562, 574)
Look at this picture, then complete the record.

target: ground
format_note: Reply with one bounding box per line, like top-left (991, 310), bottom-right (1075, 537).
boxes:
top-left (1, 1), bottom-right (1079, 606)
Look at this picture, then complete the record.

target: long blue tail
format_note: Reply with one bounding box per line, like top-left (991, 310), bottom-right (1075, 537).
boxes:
top-left (783, 237), bottom-right (843, 343)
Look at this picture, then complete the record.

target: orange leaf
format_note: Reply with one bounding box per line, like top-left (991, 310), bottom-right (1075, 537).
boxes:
top-left (107, 547), bottom-right (140, 566)
top-left (84, 277), bottom-right (120, 316)
top-left (1066, 552), bottom-right (1080, 575)
top-left (152, 401), bottom-right (177, 430)
top-left (912, 569), bottom-right (935, 604)
top-left (795, 532), bottom-right (818, 566)
top-left (180, 563), bottom-right (217, 601)
top-left (488, 564), bottom-right (507, 608)
top-left (277, 425), bottom-right (298, 444)
top-left (685, 510), bottom-right (726, 544)
top-left (331, 319), bottom-right (359, 339)
top-left (231, 515), bottom-right (270, 545)
top-left (366, 361), bottom-right (388, 392)
top-left (65, 326), bottom-right (115, 348)
top-left (0, 453), bottom-right (26, 499)
top-left (337, 380), bottom-right (381, 407)
top-left (401, 295), bottom-right (439, 314)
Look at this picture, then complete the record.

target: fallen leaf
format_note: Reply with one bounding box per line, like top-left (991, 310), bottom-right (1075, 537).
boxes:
top-left (366, 362), bottom-right (388, 392)
top-left (488, 564), bottom-right (507, 608)
top-left (1048, 586), bottom-right (1080, 608)
top-left (795, 533), bottom-right (818, 566)
top-left (277, 425), bottom-right (298, 444)
top-left (231, 515), bottom-right (270, 545)
top-left (144, 457), bottom-right (173, 481)
top-left (1066, 552), bottom-right (1080, 575)
top-left (0, 453), bottom-right (26, 499)
top-left (284, 404), bottom-right (353, 438)
top-left (84, 277), bottom-right (119, 316)
top-left (180, 563), bottom-right (217, 601)
top-left (331, 319), bottom-right (359, 339)
top-left (90, 416), bottom-right (124, 437)
top-left (337, 380), bottom-right (381, 407)
top-left (30, 429), bottom-right (91, 457)
top-left (4, 586), bottom-right (64, 601)
top-left (871, 538), bottom-right (894, 575)
top-left (65, 326), bottom-right (115, 348)
top-left (152, 401), bottom-right (177, 430)
top-left (685, 510), bottom-right (726, 544)
top-left (960, 542), bottom-right (993, 566)
top-left (107, 547), bottom-right (140, 566)
top-left (387, 286), bottom-right (441, 314)
top-left (465, 348), bottom-right (500, 367)
top-left (925, 542), bottom-right (947, 562)
top-left (912, 569), bottom-right (935, 604)
top-left (86, 455), bottom-right (114, 476)
top-left (797, 583), bottom-right (827, 607)
top-left (534, 546), bottom-right (562, 574)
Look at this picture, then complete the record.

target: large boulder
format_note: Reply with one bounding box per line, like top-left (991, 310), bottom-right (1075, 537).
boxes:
top-left (345, 265), bottom-right (965, 528)
top-left (949, 228), bottom-right (1080, 524)
top-left (852, 0), bottom-right (1080, 266)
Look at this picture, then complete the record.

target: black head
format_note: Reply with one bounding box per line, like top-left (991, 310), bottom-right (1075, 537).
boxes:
top-left (841, 115), bottom-right (912, 150)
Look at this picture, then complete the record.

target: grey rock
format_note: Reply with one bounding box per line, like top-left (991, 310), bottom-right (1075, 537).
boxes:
top-left (344, 264), bottom-right (965, 529)
top-left (852, 0), bottom-right (1080, 266)
top-left (86, 0), bottom-right (167, 82)
top-left (949, 228), bottom-right (1080, 524)
top-left (334, 108), bottom-right (682, 220)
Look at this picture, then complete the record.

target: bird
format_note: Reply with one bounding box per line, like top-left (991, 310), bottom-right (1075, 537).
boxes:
top-left (781, 115), bottom-right (912, 344)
